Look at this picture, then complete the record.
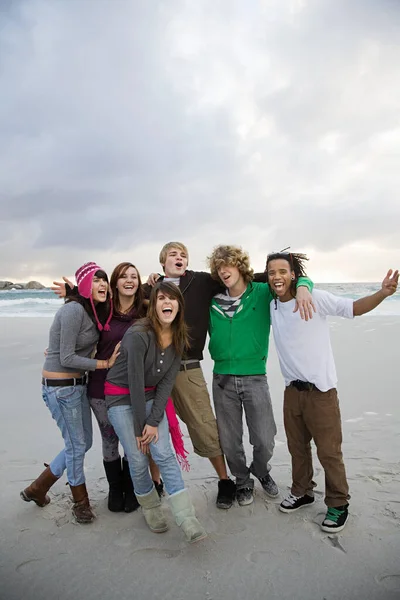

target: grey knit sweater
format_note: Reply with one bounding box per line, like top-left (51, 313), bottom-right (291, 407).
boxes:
top-left (43, 301), bottom-right (99, 374)
top-left (105, 324), bottom-right (181, 437)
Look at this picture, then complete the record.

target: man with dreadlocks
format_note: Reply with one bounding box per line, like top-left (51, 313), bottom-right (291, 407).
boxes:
top-left (266, 251), bottom-right (399, 533)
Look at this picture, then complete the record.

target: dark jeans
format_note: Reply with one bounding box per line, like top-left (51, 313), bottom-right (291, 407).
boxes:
top-left (212, 374), bottom-right (277, 490)
top-left (89, 396), bottom-right (120, 462)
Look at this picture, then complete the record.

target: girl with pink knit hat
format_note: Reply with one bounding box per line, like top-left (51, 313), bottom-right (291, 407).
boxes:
top-left (21, 262), bottom-right (119, 524)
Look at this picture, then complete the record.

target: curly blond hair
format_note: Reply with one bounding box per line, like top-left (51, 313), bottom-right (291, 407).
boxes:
top-left (207, 245), bottom-right (254, 283)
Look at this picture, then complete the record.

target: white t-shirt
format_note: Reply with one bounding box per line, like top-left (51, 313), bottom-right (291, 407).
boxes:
top-left (270, 289), bottom-right (354, 392)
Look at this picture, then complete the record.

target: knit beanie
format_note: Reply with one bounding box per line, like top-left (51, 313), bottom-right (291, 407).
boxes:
top-left (75, 262), bottom-right (112, 331)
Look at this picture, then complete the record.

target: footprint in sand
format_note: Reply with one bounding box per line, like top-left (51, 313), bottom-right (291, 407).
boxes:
top-left (322, 535), bottom-right (347, 554)
top-left (8, 459), bottom-right (42, 467)
top-left (247, 550), bottom-right (275, 564)
top-left (131, 547), bottom-right (182, 560)
top-left (247, 549), bottom-right (300, 564)
top-left (16, 558), bottom-right (43, 573)
top-left (113, 531), bottom-right (141, 548)
top-left (375, 574), bottom-right (400, 593)
top-left (214, 519), bottom-right (247, 535)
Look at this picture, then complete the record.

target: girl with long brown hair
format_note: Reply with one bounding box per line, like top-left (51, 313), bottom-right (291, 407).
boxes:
top-left (105, 282), bottom-right (207, 543)
top-left (86, 262), bottom-right (147, 513)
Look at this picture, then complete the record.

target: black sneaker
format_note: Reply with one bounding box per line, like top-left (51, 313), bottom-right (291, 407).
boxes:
top-left (153, 479), bottom-right (164, 498)
top-left (279, 493), bottom-right (315, 513)
top-left (257, 473), bottom-right (279, 498)
top-left (216, 479), bottom-right (236, 509)
top-left (321, 505), bottom-right (349, 533)
top-left (236, 487), bottom-right (254, 506)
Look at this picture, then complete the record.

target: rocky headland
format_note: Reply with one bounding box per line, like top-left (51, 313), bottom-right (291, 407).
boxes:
top-left (0, 280), bottom-right (46, 290)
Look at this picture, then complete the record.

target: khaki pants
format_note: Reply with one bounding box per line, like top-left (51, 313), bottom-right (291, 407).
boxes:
top-left (283, 385), bottom-right (350, 508)
top-left (172, 367), bottom-right (222, 458)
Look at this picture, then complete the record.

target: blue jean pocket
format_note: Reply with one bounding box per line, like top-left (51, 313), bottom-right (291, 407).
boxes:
top-left (55, 385), bottom-right (84, 407)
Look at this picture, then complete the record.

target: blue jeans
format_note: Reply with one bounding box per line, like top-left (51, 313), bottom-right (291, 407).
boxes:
top-left (213, 374), bottom-right (277, 490)
top-left (42, 384), bottom-right (93, 486)
top-left (108, 401), bottom-right (184, 496)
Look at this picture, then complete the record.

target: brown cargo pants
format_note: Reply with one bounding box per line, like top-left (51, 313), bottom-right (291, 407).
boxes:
top-left (283, 385), bottom-right (350, 508)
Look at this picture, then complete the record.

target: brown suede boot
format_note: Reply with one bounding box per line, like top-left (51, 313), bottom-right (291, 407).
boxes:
top-left (69, 483), bottom-right (95, 524)
top-left (20, 466), bottom-right (59, 507)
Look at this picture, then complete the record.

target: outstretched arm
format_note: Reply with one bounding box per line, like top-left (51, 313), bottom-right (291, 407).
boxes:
top-left (353, 269), bottom-right (398, 316)
top-left (51, 277), bottom-right (75, 298)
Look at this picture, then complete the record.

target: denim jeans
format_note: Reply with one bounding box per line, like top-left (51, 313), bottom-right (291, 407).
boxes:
top-left (42, 384), bottom-right (93, 486)
top-left (212, 374), bottom-right (277, 490)
top-left (108, 401), bottom-right (184, 496)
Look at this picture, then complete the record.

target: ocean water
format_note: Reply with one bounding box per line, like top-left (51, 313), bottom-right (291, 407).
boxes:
top-left (0, 283), bottom-right (399, 318)
top-left (0, 289), bottom-right (62, 317)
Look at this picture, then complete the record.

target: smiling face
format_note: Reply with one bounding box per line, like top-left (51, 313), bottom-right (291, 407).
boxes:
top-left (116, 265), bottom-right (139, 299)
top-left (267, 258), bottom-right (294, 302)
top-left (91, 276), bottom-right (108, 303)
top-left (155, 290), bottom-right (179, 326)
top-left (162, 247), bottom-right (188, 278)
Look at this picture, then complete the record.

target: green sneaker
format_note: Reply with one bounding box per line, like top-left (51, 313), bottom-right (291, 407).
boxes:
top-left (321, 505), bottom-right (349, 533)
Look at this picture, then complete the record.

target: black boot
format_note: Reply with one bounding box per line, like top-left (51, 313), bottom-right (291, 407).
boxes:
top-left (122, 458), bottom-right (139, 513)
top-left (103, 458), bottom-right (124, 512)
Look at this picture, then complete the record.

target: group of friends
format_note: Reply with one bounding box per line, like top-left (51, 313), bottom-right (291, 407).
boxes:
top-left (20, 242), bottom-right (399, 543)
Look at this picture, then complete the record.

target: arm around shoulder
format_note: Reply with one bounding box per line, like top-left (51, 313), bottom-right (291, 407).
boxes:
top-left (297, 276), bottom-right (313, 292)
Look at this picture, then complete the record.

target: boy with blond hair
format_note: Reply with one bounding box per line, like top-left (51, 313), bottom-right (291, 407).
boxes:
top-left (145, 242), bottom-right (237, 508)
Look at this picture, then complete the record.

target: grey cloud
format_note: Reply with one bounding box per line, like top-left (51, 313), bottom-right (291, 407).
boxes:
top-left (0, 0), bottom-right (399, 281)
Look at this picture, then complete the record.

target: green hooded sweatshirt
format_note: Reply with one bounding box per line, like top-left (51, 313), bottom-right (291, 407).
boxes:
top-left (209, 279), bottom-right (313, 376)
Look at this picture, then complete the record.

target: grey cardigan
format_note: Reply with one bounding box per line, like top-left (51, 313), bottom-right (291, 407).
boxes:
top-left (105, 324), bottom-right (181, 437)
top-left (43, 301), bottom-right (99, 374)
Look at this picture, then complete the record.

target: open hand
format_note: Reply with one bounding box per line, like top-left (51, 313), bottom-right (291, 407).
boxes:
top-left (141, 424), bottom-right (158, 445)
top-left (293, 286), bottom-right (316, 321)
top-left (107, 342), bottom-right (121, 369)
top-left (381, 269), bottom-right (399, 297)
top-left (136, 424), bottom-right (158, 455)
top-left (147, 273), bottom-right (160, 287)
top-left (50, 277), bottom-right (74, 298)
top-left (136, 437), bottom-right (151, 455)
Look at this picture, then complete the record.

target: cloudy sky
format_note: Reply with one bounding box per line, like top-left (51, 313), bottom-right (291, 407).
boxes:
top-left (1, 0), bottom-right (399, 284)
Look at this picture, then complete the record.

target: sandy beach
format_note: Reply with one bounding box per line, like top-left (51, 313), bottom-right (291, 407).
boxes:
top-left (0, 315), bottom-right (399, 600)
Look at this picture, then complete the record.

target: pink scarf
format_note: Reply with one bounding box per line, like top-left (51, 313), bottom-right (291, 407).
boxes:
top-left (104, 382), bottom-right (190, 471)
